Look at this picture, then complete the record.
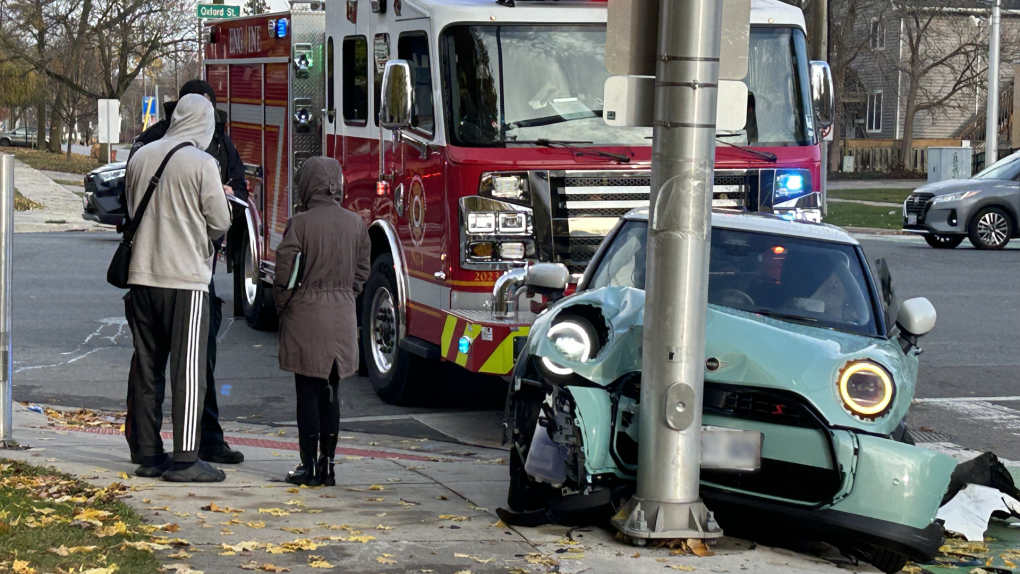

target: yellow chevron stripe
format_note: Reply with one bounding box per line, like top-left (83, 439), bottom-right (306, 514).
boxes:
top-left (440, 315), bottom-right (458, 357)
top-left (479, 327), bottom-right (530, 374)
top-left (455, 323), bottom-right (483, 367)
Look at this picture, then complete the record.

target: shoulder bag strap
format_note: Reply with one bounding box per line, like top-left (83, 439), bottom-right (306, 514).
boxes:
top-left (122, 142), bottom-right (193, 244)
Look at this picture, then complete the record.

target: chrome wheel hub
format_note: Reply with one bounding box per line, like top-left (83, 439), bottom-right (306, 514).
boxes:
top-left (978, 212), bottom-right (1008, 246)
top-left (369, 288), bottom-right (397, 374)
top-left (243, 248), bottom-right (258, 307)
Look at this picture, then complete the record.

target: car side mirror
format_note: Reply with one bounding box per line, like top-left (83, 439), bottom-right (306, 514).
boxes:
top-left (526, 263), bottom-right (570, 293)
top-left (809, 60), bottom-right (834, 130)
top-left (379, 59), bottom-right (413, 130)
top-left (896, 297), bottom-right (936, 353)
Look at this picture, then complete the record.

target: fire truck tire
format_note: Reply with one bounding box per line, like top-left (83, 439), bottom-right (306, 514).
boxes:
top-left (237, 232), bottom-right (278, 331)
top-left (362, 254), bottom-right (420, 404)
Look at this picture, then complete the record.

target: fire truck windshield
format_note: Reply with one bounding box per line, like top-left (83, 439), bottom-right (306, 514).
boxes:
top-left (441, 25), bottom-right (814, 149)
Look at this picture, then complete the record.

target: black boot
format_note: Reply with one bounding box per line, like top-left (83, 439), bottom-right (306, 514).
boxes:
top-left (317, 434), bottom-right (338, 486)
top-left (286, 434), bottom-right (320, 487)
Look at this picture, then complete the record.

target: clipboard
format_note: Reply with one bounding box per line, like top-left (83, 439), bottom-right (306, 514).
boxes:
top-left (287, 252), bottom-right (303, 290)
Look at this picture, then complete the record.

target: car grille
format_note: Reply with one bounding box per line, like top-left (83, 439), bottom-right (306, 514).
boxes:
top-left (704, 383), bottom-right (822, 429)
top-left (551, 170), bottom-right (758, 272)
top-left (904, 192), bottom-right (934, 220)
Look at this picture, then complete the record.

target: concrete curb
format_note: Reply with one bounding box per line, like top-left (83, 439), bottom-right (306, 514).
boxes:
top-left (11, 159), bottom-right (104, 233)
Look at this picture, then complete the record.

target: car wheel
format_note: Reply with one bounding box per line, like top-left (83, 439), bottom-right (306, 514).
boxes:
top-left (869, 547), bottom-right (908, 574)
top-left (923, 234), bottom-right (964, 249)
top-left (238, 232), bottom-right (278, 331)
top-left (0, 138), bottom-right (9, 147)
top-left (361, 254), bottom-right (425, 405)
top-left (968, 207), bottom-right (1013, 250)
top-left (507, 385), bottom-right (557, 512)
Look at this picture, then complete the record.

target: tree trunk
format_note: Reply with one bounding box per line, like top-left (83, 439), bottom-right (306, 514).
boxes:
top-left (901, 83), bottom-right (919, 171)
top-left (48, 86), bottom-right (65, 153)
top-left (830, 116), bottom-right (842, 172)
top-left (35, 95), bottom-right (47, 150)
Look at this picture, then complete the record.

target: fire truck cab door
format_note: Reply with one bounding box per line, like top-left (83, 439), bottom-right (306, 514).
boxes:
top-left (385, 30), bottom-right (446, 309)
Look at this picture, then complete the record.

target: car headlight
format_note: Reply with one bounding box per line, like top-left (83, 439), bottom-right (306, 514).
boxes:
top-left (932, 191), bottom-right (979, 203)
top-left (541, 321), bottom-right (593, 376)
top-left (97, 169), bottom-right (125, 183)
top-left (837, 362), bottom-right (894, 419)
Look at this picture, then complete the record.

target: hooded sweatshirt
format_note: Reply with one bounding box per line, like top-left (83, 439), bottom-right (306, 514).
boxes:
top-left (125, 94), bottom-right (231, 292)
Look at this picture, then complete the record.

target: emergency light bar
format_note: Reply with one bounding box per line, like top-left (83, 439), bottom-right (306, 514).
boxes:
top-left (495, 0), bottom-right (605, 6)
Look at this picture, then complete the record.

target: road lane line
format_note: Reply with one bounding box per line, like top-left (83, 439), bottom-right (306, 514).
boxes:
top-left (914, 396), bottom-right (1020, 403)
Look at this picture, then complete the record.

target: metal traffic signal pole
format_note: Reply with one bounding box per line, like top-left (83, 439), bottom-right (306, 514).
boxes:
top-left (986, 0), bottom-right (1001, 166)
top-left (611, 0), bottom-right (725, 543)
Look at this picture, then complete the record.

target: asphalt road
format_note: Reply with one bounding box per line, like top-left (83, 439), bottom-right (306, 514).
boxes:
top-left (9, 231), bottom-right (1020, 456)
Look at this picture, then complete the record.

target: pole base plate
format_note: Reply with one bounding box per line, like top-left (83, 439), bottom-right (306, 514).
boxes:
top-left (612, 496), bottom-right (723, 542)
top-left (0, 439), bottom-right (22, 450)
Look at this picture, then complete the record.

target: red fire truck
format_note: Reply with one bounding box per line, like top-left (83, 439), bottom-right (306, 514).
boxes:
top-left (204, 0), bottom-right (834, 404)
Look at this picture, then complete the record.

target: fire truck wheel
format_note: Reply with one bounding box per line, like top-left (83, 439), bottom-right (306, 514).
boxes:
top-left (362, 254), bottom-right (419, 404)
top-left (237, 232), bottom-right (278, 331)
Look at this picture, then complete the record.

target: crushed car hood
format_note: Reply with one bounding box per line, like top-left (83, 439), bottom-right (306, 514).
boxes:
top-left (528, 286), bottom-right (916, 436)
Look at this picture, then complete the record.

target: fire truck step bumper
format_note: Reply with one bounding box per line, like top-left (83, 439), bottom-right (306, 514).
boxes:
top-left (399, 337), bottom-right (442, 360)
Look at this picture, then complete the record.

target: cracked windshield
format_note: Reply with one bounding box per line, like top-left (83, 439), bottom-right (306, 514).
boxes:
top-left (442, 25), bottom-right (811, 147)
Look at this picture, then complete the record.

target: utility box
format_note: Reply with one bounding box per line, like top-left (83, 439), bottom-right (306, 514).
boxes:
top-left (927, 147), bottom-right (972, 182)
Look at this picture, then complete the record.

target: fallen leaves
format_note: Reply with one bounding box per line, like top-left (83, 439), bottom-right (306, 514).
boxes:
top-left (281, 526), bottom-right (311, 534)
top-left (307, 556), bottom-right (333, 568)
top-left (258, 508), bottom-right (290, 517)
top-left (240, 562), bottom-right (290, 573)
top-left (666, 566), bottom-right (696, 572)
top-left (368, 484), bottom-right (385, 491)
top-left (524, 553), bottom-right (559, 566)
top-left (455, 553), bottom-right (495, 564)
top-left (377, 555), bottom-right (397, 564)
top-left (160, 565), bottom-right (203, 574)
top-left (438, 514), bottom-right (470, 521)
top-left (48, 545), bottom-right (98, 556)
top-left (202, 502), bottom-right (244, 514)
top-left (246, 520), bottom-right (267, 529)
top-left (687, 539), bottom-right (714, 557)
top-left (167, 550), bottom-right (192, 560)
top-left (12, 560), bottom-right (35, 574)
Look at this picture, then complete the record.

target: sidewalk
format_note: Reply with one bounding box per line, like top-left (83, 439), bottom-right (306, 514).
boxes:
top-left (1, 402), bottom-right (885, 574)
top-left (827, 179), bottom-right (925, 190)
top-left (12, 159), bottom-right (104, 233)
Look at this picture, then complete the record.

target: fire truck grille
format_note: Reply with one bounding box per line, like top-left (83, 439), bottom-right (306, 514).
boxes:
top-left (550, 170), bottom-right (756, 272)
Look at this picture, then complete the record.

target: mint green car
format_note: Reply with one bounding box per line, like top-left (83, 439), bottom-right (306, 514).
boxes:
top-left (502, 208), bottom-right (953, 574)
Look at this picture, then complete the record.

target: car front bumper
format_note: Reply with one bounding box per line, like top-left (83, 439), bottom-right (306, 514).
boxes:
top-left (82, 192), bottom-right (124, 226)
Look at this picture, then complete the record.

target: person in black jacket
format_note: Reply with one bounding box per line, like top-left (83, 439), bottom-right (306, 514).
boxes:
top-left (123, 79), bottom-right (246, 465)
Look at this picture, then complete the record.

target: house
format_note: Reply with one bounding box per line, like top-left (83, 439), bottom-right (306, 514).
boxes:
top-left (840, 0), bottom-right (1020, 169)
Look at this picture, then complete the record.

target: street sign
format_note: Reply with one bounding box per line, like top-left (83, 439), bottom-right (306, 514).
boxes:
top-left (97, 99), bottom-right (121, 145)
top-left (604, 77), bottom-right (747, 129)
top-left (606, 0), bottom-right (751, 80)
top-left (142, 96), bottom-right (157, 130)
top-left (196, 4), bottom-right (240, 18)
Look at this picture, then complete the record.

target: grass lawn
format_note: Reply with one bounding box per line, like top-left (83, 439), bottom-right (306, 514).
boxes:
top-left (828, 188), bottom-right (914, 204)
top-left (0, 459), bottom-right (162, 574)
top-left (0, 147), bottom-right (101, 175)
top-left (14, 190), bottom-right (44, 211)
top-left (823, 202), bottom-right (903, 230)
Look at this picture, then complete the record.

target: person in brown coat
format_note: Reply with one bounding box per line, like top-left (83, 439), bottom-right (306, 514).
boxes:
top-left (273, 156), bottom-right (371, 486)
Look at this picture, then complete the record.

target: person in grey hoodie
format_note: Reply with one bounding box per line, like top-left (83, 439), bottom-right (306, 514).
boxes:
top-left (124, 94), bottom-right (232, 482)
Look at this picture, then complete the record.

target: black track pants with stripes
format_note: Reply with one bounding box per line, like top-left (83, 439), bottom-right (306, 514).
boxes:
top-left (127, 286), bottom-right (209, 463)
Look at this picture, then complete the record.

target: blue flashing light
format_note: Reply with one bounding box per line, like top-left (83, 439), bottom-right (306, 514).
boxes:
top-left (276, 18), bottom-right (288, 38)
top-left (780, 212), bottom-right (797, 221)
top-left (779, 173), bottom-right (803, 192)
top-left (458, 336), bottom-right (471, 355)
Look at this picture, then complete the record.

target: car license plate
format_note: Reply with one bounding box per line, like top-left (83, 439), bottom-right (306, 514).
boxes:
top-left (701, 429), bottom-right (762, 470)
top-left (908, 214), bottom-right (918, 225)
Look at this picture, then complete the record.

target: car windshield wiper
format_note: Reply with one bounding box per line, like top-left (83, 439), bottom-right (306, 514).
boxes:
top-left (715, 137), bottom-right (777, 163)
top-left (521, 139), bottom-right (631, 163)
top-left (753, 309), bottom-right (818, 323)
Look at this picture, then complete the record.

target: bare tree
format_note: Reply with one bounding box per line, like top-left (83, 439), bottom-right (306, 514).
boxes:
top-left (887, 0), bottom-right (1018, 169)
top-left (827, 0), bottom-right (887, 171)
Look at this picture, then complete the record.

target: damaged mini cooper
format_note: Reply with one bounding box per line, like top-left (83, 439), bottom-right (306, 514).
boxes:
top-left (501, 208), bottom-right (956, 573)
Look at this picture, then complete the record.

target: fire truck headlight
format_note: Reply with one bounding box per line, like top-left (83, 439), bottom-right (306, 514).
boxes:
top-left (480, 172), bottom-right (530, 204)
top-left (467, 212), bottom-right (496, 234)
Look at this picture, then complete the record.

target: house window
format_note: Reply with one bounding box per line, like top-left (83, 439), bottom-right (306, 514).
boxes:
top-left (867, 91), bottom-right (883, 133)
top-left (870, 19), bottom-right (885, 50)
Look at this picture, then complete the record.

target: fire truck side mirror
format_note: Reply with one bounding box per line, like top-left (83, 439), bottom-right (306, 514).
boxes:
top-left (809, 60), bottom-right (834, 131)
top-left (379, 59), bottom-right (413, 130)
